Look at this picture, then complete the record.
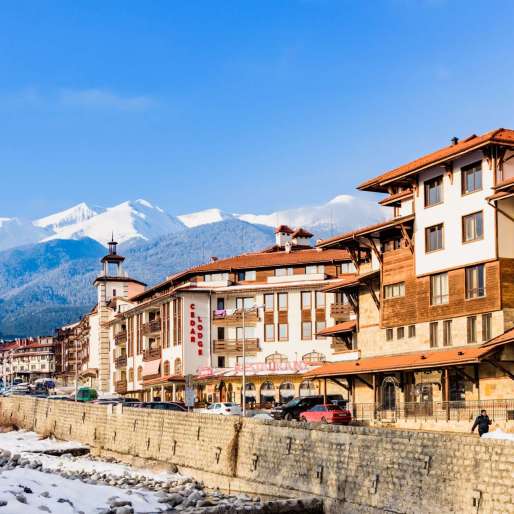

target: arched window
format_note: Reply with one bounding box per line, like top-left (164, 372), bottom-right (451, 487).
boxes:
top-left (265, 352), bottom-right (288, 365)
top-left (137, 366), bottom-right (143, 382)
top-left (163, 360), bottom-right (170, 375)
top-left (381, 376), bottom-right (398, 410)
top-left (299, 380), bottom-right (317, 397)
top-left (244, 382), bottom-right (256, 403)
top-left (260, 381), bottom-right (276, 403)
top-left (302, 351), bottom-right (326, 363)
top-left (279, 382), bottom-right (295, 403)
top-left (128, 368), bottom-right (134, 382)
top-left (174, 358), bottom-right (182, 375)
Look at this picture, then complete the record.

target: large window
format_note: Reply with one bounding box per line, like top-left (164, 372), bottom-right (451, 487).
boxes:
top-left (467, 316), bottom-right (477, 344)
top-left (275, 267), bottom-right (293, 277)
top-left (443, 320), bottom-right (452, 346)
top-left (278, 323), bottom-right (288, 341)
top-left (424, 175), bottom-right (443, 207)
top-left (462, 162), bottom-right (482, 194)
top-left (430, 272), bottom-right (449, 305)
top-left (278, 293), bottom-right (288, 311)
top-left (264, 324), bottom-right (274, 342)
top-left (384, 282), bottom-right (405, 299)
top-left (236, 297), bottom-right (256, 310)
top-left (429, 322), bottom-right (438, 347)
top-left (306, 264), bottom-right (325, 275)
top-left (425, 223), bottom-right (444, 252)
top-left (482, 313), bottom-right (492, 341)
top-left (301, 321), bottom-right (312, 340)
top-left (264, 294), bottom-right (274, 311)
top-left (301, 291), bottom-right (312, 310)
top-left (339, 262), bottom-right (356, 273)
top-left (462, 211), bottom-right (484, 243)
top-left (315, 291), bottom-right (325, 309)
top-left (465, 264), bottom-right (485, 299)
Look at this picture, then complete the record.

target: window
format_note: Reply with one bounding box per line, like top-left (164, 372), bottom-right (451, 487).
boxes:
top-left (430, 322), bottom-right (438, 347)
top-left (397, 327), bottom-right (405, 339)
top-left (275, 267), bottom-right (293, 277)
top-left (217, 327), bottom-right (225, 340)
top-left (216, 298), bottom-right (225, 310)
top-left (315, 291), bottom-right (325, 309)
top-left (137, 366), bottom-right (143, 381)
top-left (302, 321), bottom-right (312, 340)
top-left (408, 325), bottom-right (416, 338)
top-left (462, 212), bottom-right (484, 242)
top-left (466, 264), bottom-right (485, 299)
top-left (278, 293), bottom-right (288, 311)
top-left (315, 321), bottom-right (326, 336)
top-left (129, 368), bottom-right (134, 382)
top-left (339, 262), bottom-right (356, 273)
top-left (265, 324), bottom-right (274, 342)
top-left (264, 294), bottom-right (274, 311)
top-left (443, 320), bottom-right (452, 346)
top-left (174, 358), bottom-right (182, 375)
top-left (237, 270), bottom-right (256, 281)
top-left (430, 272), bottom-right (449, 305)
top-left (425, 223), bottom-right (444, 252)
top-left (265, 352), bottom-right (288, 364)
top-left (278, 323), bottom-right (288, 341)
top-left (424, 175), bottom-right (443, 207)
top-left (204, 272), bottom-right (229, 282)
top-left (236, 297), bottom-right (256, 309)
top-left (382, 239), bottom-right (402, 253)
top-left (467, 316), bottom-right (477, 343)
top-left (236, 326), bottom-right (255, 340)
top-left (384, 282), bottom-right (405, 299)
top-left (163, 360), bottom-right (170, 375)
top-left (462, 162), bottom-right (482, 194)
top-left (301, 292), bottom-right (311, 310)
top-left (482, 313), bottom-right (492, 341)
top-left (302, 351), bottom-right (326, 363)
top-left (217, 356), bottom-right (226, 368)
top-left (306, 264), bottom-right (325, 275)
top-left (386, 328), bottom-right (394, 341)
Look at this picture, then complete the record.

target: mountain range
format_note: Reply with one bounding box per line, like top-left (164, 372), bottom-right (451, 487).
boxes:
top-left (0, 195), bottom-right (386, 338)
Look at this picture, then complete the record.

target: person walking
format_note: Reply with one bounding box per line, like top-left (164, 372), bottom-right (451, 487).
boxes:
top-left (471, 409), bottom-right (492, 437)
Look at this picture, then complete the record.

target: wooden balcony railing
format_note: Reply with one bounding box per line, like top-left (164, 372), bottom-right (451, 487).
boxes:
top-left (114, 331), bottom-right (127, 344)
top-left (115, 355), bottom-right (127, 368)
top-left (212, 310), bottom-right (259, 325)
top-left (213, 339), bottom-right (259, 356)
top-left (330, 340), bottom-right (354, 354)
top-left (330, 303), bottom-right (354, 321)
top-left (143, 346), bottom-right (162, 361)
top-left (142, 319), bottom-right (161, 335)
top-left (115, 380), bottom-right (128, 394)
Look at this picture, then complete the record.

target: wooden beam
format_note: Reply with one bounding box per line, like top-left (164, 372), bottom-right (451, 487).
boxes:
top-left (328, 377), bottom-right (349, 391)
top-left (363, 279), bottom-right (380, 310)
top-left (348, 246), bottom-right (360, 273)
top-left (400, 224), bottom-right (414, 254)
top-left (353, 374), bottom-right (373, 389)
top-left (364, 236), bottom-right (382, 264)
top-left (486, 358), bottom-right (514, 382)
top-left (454, 366), bottom-right (477, 386)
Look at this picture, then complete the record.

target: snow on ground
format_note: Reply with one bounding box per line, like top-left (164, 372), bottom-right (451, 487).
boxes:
top-left (0, 431), bottom-right (88, 455)
top-left (482, 429), bottom-right (514, 441)
top-left (0, 467), bottom-right (166, 513)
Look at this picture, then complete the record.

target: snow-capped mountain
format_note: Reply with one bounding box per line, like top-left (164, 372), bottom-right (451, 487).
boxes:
top-left (178, 208), bottom-right (235, 228)
top-left (0, 217), bottom-right (50, 251)
top-left (35, 202), bottom-right (101, 231)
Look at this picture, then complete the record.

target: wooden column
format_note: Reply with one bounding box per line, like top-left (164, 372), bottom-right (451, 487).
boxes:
top-left (372, 374), bottom-right (377, 420)
top-left (323, 378), bottom-right (327, 403)
top-left (444, 368), bottom-right (450, 421)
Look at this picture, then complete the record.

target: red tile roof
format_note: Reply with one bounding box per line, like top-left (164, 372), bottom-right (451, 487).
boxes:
top-left (317, 214), bottom-right (414, 248)
top-left (359, 129), bottom-right (514, 192)
top-left (378, 189), bottom-right (413, 206)
top-left (275, 225), bottom-right (293, 234)
top-left (316, 320), bottom-right (356, 336)
top-left (291, 227), bottom-right (313, 238)
top-left (321, 275), bottom-right (359, 292)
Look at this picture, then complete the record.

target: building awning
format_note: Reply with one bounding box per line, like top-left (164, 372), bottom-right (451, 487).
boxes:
top-left (305, 328), bottom-right (514, 378)
top-left (378, 190), bottom-right (413, 206)
top-left (142, 360), bottom-right (161, 378)
top-left (79, 368), bottom-right (98, 378)
top-left (486, 190), bottom-right (514, 202)
top-left (316, 320), bottom-right (356, 337)
top-left (143, 374), bottom-right (185, 386)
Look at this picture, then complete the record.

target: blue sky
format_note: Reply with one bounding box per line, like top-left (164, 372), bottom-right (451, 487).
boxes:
top-left (2, 0), bottom-right (514, 218)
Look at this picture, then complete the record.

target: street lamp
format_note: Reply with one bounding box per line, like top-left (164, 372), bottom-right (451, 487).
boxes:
top-left (240, 303), bottom-right (265, 417)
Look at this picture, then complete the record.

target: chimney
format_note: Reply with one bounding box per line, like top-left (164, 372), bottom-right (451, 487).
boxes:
top-left (291, 227), bottom-right (314, 247)
top-left (210, 256), bottom-right (218, 262)
top-left (285, 241), bottom-right (293, 253)
top-left (451, 136), bottom-right (459, 146)
top-left (275, 225), bottom-right (294, 248)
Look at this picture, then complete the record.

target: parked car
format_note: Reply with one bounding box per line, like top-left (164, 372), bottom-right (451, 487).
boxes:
top-left (299, 404), bottom-right (352, 425)
top-left (270, 395), bottom-right (345, 421)
top-left (47, 395), bottom-right (74, 401)
top-left (203, 402), bottom-right (242, 416)
top-left (75, 387), bottom-right (98, 402)
top-left (141, 401), bottom-right (187, 411)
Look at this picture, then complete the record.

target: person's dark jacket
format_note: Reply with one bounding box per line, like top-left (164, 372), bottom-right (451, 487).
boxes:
top-left (472, 414), bottom-right (492, 435)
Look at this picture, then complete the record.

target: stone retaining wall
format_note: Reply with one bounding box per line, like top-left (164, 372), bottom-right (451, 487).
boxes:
top-left (2, 396), bottom-right (514, 513)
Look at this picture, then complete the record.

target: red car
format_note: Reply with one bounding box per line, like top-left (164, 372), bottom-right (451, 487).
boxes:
top-left (299, 403), bottom-right (352, 425)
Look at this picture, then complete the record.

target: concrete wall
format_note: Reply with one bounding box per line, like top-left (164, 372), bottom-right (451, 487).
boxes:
top-left (2, 396), bottom-right (514, 514)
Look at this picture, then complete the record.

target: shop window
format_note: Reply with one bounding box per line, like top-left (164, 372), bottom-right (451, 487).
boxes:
top-left (279, 382), bottom-right (295, 403)
top-left (299, 380), bottom-right (317, 397)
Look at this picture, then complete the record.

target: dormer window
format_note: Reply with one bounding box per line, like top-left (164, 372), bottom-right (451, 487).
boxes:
top-left (424, 175), bottom-right (443, 207)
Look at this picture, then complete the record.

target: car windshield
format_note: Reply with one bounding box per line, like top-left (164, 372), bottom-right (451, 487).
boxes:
top-left (326, 405), bottom-right (342, 411)
top-left (284, 398), bottom-right (301, 408)
top-left (223, 403), bottom-right (236, 407)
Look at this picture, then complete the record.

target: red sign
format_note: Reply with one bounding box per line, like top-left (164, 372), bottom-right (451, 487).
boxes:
top-left (189, 303), bottom-right (204, 356)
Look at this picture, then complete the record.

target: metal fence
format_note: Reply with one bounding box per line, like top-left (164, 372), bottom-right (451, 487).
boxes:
top-left (349, 399), bottom-right (514, 423)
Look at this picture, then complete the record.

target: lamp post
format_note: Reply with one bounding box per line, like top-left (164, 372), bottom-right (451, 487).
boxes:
top-left (240, 303), bottom-right (265, 417)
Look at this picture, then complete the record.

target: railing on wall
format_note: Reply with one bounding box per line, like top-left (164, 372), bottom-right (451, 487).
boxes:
top-left (349, 400), bottom-right (514, 423)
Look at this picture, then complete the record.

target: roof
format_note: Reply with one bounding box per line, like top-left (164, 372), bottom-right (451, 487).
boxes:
top-left (94, 275), bottom-right (147, 287)
top-left (495, 176), bottom-right (514, 191)
top-left (317, 214), bottom-right (414, 248)
top-left (486, 190), bottom-right (514, 202)
top-left (275, 225), bottom-right (293, 234)
top-left (291, 227), bottom-right (314, 238)
top-left (316, 320), bottom-right (356, 336)
top-left (321, 275), bottom-right (359, 292)
top-left (131, 247), bottom-right (351, 302)
top-left (305, 327), bottom-right (514, 378)
top-left (359, 129), bottom-right (514, 192)
top-left (378, 189), bottom-right (413, 206)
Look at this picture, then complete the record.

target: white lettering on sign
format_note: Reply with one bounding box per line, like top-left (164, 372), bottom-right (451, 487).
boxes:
top-left (189, 303), bottom-right (204, 356)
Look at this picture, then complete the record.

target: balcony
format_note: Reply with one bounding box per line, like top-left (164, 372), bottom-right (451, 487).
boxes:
top-left (213, 339), bottom-right (259, 356)
top-left (143, 346), bottom-right (162, 361)
top-left (115, 380), bottom-right (128, 394)
top-left (330, 303), bottom-right (354, 322)
top-left (115, 355), bottom-right (127, 368)
top-left (212, 310), bottom-right (259, 325)
top-left (114, 331), bottom-right (127, 344)
top-left (142, 319), bottom-right (161, 335)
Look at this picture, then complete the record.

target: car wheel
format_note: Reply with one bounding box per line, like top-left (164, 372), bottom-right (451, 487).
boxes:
top-left (321, 417), bottom-right (328, 424)
top-left (284, 413), bottom-right (293, 421)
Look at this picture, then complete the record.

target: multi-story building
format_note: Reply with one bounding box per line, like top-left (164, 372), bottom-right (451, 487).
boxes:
top-left (306, 129), bottom-right (514, 426)
top-left (108, 226), bottom-right (356, 403)
top-left (0, 336), bottom-right (56, 384)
